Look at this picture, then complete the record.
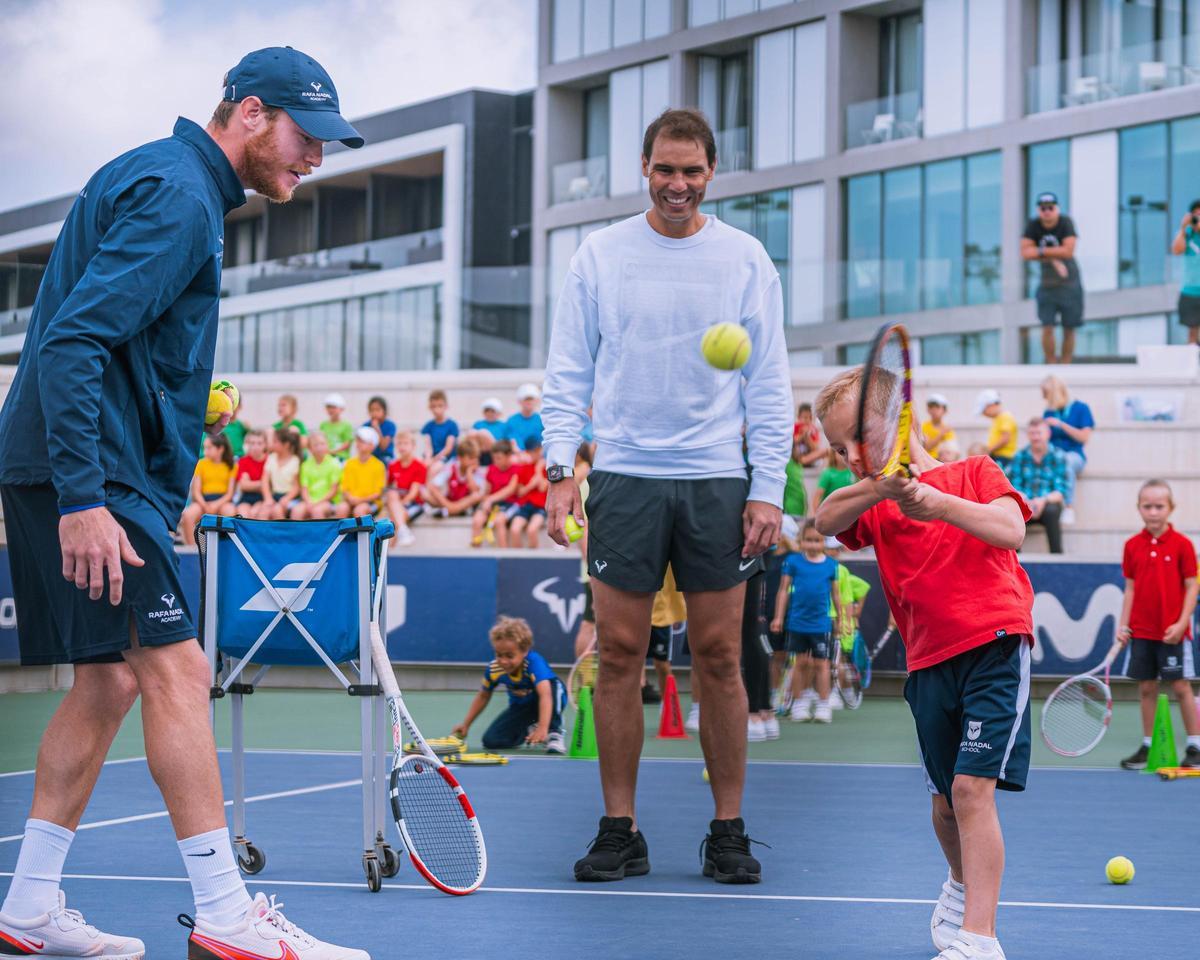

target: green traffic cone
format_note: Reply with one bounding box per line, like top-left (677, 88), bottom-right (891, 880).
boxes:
top-left (1145, 693), bottom-right (1179, 772)
top-left (570, 683), bottom-right (598, 759)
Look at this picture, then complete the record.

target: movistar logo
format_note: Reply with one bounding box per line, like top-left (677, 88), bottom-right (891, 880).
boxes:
top-left (240, 563), bottom-right (327, 613)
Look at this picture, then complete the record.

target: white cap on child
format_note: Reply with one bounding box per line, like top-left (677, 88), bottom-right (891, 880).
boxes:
top-left (482, 397), bottom-right (503, 413)
top-left (323, 392), bottom-right (347, 409)
top-left (516, 383), bottom-right (541, 401)
top-left (355, 425), bottom-right (379, 446)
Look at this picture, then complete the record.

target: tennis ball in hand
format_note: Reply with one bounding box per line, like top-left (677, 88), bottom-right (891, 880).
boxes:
top-left (1105, 856), bottom-right (1134, 884)
top-left (702, 766), bottom-right (710, 783)
top-left (211, 378), bottom-right (240, 411)
top-left (700, 322), bottom-right (752, 371)
top-left (564, 515), bottom-right (585, 543)
top-left (206, 389), bottom-right (233, 426)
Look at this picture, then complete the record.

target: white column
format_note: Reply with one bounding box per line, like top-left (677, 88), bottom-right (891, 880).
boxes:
top-left (609, 65), bottom-right (643, 196)
top-left (792, 21), bottom-right (826, 161)
top-left (790, 183), bottom-right (824, 326)
top-left (966, 0), bottom-right (1004, 128)
top-left (1069, 131), bottom-right (1119, 293)
top-left (923, 0), bottom-right (966, 137)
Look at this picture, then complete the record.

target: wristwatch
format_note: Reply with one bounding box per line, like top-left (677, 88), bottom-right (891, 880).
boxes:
top-left (547, 464), bottom-right (574, 484)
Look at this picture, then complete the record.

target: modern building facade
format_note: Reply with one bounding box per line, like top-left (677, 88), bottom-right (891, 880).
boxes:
top-left (533, 0), bottom-right (1200, 365)
top-left (0, 89), bottom-right (533, 371)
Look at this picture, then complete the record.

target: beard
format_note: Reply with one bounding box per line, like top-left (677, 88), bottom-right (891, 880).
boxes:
top-left (239, 121), bottom-right (296, 203)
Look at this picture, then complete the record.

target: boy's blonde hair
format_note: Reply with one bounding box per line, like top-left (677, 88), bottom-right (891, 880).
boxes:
top-left (457, 436), bottom-right (480, 460)
top-left (814, 368), bottom-right (863, 424)
top-left (278, 393), bottom-right (298, 411)
top-left (490, 616), bottom-right (533, 651)
top-left (1138, 478), bottom-right (1174, 507)
top-left (395, 429), bottom-right (414, 443)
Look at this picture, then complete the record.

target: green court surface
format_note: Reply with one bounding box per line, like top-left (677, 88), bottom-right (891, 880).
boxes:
top-left (1, 688), bottom-right (1190, 775)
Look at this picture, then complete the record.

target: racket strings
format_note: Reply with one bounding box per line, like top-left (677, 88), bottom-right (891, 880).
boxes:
top-left (390, 762), bottom-right (483, 890)
top-left (861, 336), bottom-right (906, 474)
top-left (1043, 677), bottom-right (1110, 755)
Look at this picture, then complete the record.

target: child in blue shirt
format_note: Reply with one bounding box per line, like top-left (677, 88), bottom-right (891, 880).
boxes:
top-left (421, 388), bottom-right (460, 473)
top-left (770, 519), bottom-right (845, 723)
top-left (452, 616), bottom-right (566, 754)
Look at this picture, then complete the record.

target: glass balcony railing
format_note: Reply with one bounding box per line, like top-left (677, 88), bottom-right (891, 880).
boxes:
top-left (715, 127), bottom-right (751, 174)
top-left (0, 262), bottom-right (47, 332)
top-left (1027, 37), bottom-right (1200, 114)
top-left (845, 91), bottom-right (923, 149)
top-left (219, 228), bottom-right (444, 299)
top-left (551, 156), bottom-right (608, 205)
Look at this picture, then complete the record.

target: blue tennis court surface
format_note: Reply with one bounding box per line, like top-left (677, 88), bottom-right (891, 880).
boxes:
top-left (2, 751), bottom-right (1196, 959)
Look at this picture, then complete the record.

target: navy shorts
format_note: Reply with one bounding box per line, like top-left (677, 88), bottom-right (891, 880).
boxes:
top-left (237, 491), bottom-right (263, 506)
top-left (1036, 284), bottom-right (1084, 328)
top-left (0, 483), bottom-right (196, 665)
top-left (786, 630), bottom-right (831, 659)
top-left (514, 503), bottom-right (547, 522)
top-left (1124, 638), bottom-right (1197, 681)
top-left (904, 634), bottom-right (1033, 802)
top-left (648, 624), bottom-right (673, 662)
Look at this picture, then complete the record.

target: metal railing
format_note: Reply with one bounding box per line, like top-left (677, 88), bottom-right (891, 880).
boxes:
top-left (845, 91), bottom-right (923, 149)
top-left (551, 156), bottom-right (608, 205)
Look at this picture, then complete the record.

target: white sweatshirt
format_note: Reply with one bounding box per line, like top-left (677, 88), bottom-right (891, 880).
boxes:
top-left (542, 212), bottom-right (794, 507)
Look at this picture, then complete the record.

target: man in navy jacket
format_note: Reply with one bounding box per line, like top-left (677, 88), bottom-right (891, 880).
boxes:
top-left (0, 48), bottom-right (371, 960)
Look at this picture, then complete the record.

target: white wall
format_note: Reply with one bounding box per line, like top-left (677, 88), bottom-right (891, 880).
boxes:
top-left (793, 20), bottom-right (826, 161)
top-left (965, 0), bottom-right (1005, 128)
top-left (923, 0), bottom-right (966, 137)
top-left (1069, 131), bottom-right (1119, 292)
top-left (790, 183), bottom-right (824, 325)
top-left (754, 20), bottom-right (826, 168)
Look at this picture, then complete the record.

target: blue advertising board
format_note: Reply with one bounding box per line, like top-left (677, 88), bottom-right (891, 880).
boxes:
top-left (0, 547), bottom-right (1163, 676)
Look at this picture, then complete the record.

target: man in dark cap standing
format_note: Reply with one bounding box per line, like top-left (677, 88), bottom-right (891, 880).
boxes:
top-left (0, 48), bottom-right (370, 960)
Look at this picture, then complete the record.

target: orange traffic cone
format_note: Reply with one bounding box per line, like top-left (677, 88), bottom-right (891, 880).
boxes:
top-left (656, 674), bottom-right (688, 739)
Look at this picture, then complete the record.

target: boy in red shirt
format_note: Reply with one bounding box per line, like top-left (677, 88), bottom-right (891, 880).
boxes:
top-left (471, 439), bottom-right (520, 547)
top-left (509, 438), bottom-right (549, 549)
top-left (1117, 479), bottom-right (1200, 770)
top-left (385, 431), bottom-right (427, 548)
top-left (814, 368), bottom-right (1033, 960)
top-left (425, 437), bottom-right (485, 517)
top-left (222, 428), bottom-right (267, 519)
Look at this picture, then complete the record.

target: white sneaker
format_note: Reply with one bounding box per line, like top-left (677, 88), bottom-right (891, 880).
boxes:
top-left (790, 699), bottom-right (813, 722)
top-left (1061, 507), bottom-right (1076, 526)
top-left (763, 716), bottom-right (781, 740)
top-left (0, 892), bottom-right (144, 959)
top-left (545, 730), bottom-right (566, 755)
top-left (813, 702), bottom-right (833, 723)
top-left (829, 687), bottom-right (844, 710)
top-left (931, 874), bottom-right (966, 951)
top-left (685, 702), bottom-right (701, 732)
top-left (185, 892), bottom-right (369, 960)
top-left (395, 525), bottom-right (416, 547)
top-left (747, 717), bottom-right (767, 742)
top-left (932, 933), bottom-right (1006, 960)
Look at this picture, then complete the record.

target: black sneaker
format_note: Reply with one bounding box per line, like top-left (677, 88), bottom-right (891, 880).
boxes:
top-left (641, 684), bottom-right (662, 704)
top-left (701, 817), bottom-right (762, 884)
top-left (1182, 745), bottom-right (1200, 769)
top-left (574, 816), bottom-right (650, 881)
top-left (1120, 745), bottom-right (1150, 770)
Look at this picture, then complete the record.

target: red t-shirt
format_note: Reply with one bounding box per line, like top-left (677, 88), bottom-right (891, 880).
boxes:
top-left (838, 457), bottom-right (1035, 672)
top-left (516, 461), bottom-right (548, 508)
top-left (235, 456), bottom-right (266, 485)
top-left (486, 463), bottom-right (519, 501)
top-left (445, 463), bottom-right (475, 502)
top-left (1123, 526), bottom-right (1197, 641)
top-left (387, 458), bottom-right (427, 503)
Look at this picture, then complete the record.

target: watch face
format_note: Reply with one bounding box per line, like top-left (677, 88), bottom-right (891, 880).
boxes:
top-left (548, 465), bottom-right (563, 483)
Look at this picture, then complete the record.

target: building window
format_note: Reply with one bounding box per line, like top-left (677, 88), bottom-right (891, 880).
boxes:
top-left (839, 342), bottom-right (871, 364)
top-left (698, 51), bottom-right (751, 173)
top-left (919, 330), bottom-right (1000, 365)
top-left (753, 21), bottom-right (826, 167)
top-left (1021, 312), bottom-right (1182, 362)
top-left (688, 0), bottom-right (790, 26)
top-left (701, 190), bottom-right (792, 322)
top-left (553, 0), bottom-right (673, 63)
top-left (1119, 123), bottom-right (1169, 288)
top-left (845, 152), bottom-right (1003, 319)
top-left (1025, 138), bottom-right (1070, 295)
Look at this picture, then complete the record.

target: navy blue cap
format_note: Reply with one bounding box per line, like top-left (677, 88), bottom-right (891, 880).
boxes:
top-left (1036, 192), bottom-right (1058, 206)
top-left (222, 47), bottom-right (364, 149)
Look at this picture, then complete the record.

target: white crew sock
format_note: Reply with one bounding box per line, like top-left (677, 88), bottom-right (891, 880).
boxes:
top-left (179, 828), bottom-right (252, 930)
top-left (1, 819), bottom-right (74, 919)
top-left (1142, 735), bottom-right (1153, 747)
top-left (1188, 735), bottom-right (1200, 749)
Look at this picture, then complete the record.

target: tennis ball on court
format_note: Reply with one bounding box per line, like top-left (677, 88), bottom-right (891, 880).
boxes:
top-left (206, 389), bottom-right (233, 426)
top-left (702, 766), bottom-right (709, 783)
top-left (211, 378), bottom-right (240, 411)
top-left (1105, 856), bottom-right (1134, 884)
top-left (700, 322), bottom-right (751, 371)
top-left (564, 515), bottom-right (585, 543)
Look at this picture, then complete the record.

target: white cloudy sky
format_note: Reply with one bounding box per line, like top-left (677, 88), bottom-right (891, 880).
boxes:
top-left (0, 0), bottom-right (538, 210)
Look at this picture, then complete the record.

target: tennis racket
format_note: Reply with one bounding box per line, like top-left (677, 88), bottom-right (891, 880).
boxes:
top-left (405, 735), bottom-right (465, 757)
top-left (856, 322), bottom-right (914, 478)
top-left (1157, 767), bottom-right (1200, 781)
top-left (774, 653), bottom-right (796, 715)
top-left (1040, 642), bottom-right (1123, 758)
top-left (861, 624), bottom-right (897, 690)
top-left (832, 641), bottom-right (863, 710)
top-left (443, 752), bottom-right (509, 766)
top-left (369, 560), bottom-right (487, 896)
top-left (567, 638), bottom-right (599, 708)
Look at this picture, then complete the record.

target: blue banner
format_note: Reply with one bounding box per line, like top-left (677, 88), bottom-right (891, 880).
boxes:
top-left (0, 547), bottom-right (1153, 676)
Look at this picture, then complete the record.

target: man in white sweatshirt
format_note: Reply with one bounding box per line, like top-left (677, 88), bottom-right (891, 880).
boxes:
top-left (543, 108), bottom-right (793, 885)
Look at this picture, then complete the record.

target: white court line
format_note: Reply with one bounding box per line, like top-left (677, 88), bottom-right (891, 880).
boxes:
top-left (0, 755), bottom-right (148, 780)
top-left (2, 872), bottom-right (1196, 914)
top-left (0, 780), bottom-right (360, 844)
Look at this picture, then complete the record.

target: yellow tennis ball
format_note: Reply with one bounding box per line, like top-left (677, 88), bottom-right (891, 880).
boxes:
top-left (564, 515), bottom-right (585, 543)
top-left (206, 389), bottom-right (233, 426)
top-left (1106, 856), bottom-right (1134, 884)
top-left (702, 766), bottom-right (710, 783)
top-left (700, 322), bottom-right (751, 371)
top-left (211, 379), bottom-right (240, 411)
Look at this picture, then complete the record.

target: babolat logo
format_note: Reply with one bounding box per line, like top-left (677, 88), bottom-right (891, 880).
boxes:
top-left (148, 592), bottom-right (183, 625)
top-left (301, 80), bottom-right (333, 104)
top-left (240, 563), bottom-right (326, 613)
top-left (960, 718), bottom-right (992, 753)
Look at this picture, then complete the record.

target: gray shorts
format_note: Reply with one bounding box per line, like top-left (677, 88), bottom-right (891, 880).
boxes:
top-left (584, 471), bottom-right (763, 594)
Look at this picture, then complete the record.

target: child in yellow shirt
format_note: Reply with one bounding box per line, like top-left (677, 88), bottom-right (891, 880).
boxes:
top-left (180, 434), bottom-right (235, 545)
top-left (336, 426), bottom-right (387, 519)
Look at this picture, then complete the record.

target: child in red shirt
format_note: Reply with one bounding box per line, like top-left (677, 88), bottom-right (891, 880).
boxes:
top-left (424, 437), bottom-right (485, 517)
top-left (222, 429), bottom-right (267, 519)
top-left (815, 367), bottom-right (1033, 960)
top-left (385, 431), bottom-right (427, 548)
top-left (1117, 479), bottom-right (1200, 770)
top-left (471, 439), bottom-right (520, 548)
top-left (508, 437), bottom-right (549, 549)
